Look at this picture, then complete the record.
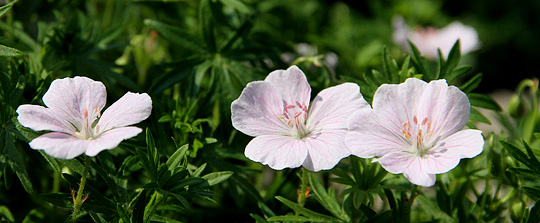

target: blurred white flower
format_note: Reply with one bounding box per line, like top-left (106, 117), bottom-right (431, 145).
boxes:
top-left (393, 17), bottom-right (480, 60)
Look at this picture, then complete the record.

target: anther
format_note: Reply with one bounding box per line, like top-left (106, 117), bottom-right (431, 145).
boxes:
top-left (413, 116), bottom-right (418, 125)
top-left (277, 115), bottom-right (285, 119)
top-left (286, 120), bottom-right (292, 126)
top-left (422, 117), bottom-right (428, 125)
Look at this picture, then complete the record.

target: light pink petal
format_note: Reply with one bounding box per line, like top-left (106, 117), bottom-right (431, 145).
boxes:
top-left (370, 78), bottom-right (427, 144)
top-left (346, 109), bottom-right (410, 158)
top-left (29, 132), bottom-right (88, 159)
top-left (244, 135), bottom-right (308, 170)
top-left (97, 92), bottom-right (152, 133)
top-left (401, 157), bottom-right (437, 187)
top-left (416, 80), bottom-right (471, 140)
top-left (42, 76), bottom-right (107, 131)
top-left (423, 129), bottom-right (484, 174)
top-left (85, 127), bottom-right (142, 156)
top-left (437, 22), bottom-right (480, 56)
top-left (232, 81), bottom-right (290, 136)
top-left (16, 105), bottom-right (76, 134)
top-left (302, 129), bottom-right (351, 172)
top-left (307, 83), bottom-right (369, 130)
top-left (376, 152), bottom-right (436, 187)
top-left (264, 66), bottom-right (311, 108)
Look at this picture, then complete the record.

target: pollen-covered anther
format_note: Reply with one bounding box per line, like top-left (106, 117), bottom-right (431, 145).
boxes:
top-left (277, 115), bottom-right (285, 119)
top-left (421, 117), bottom-right (428, 125)
top-left (413, 116), bottom-right (418, 124)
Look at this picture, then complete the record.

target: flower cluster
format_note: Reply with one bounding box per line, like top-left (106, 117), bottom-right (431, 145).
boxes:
top-left (232, 66), bottom-right (484, 187)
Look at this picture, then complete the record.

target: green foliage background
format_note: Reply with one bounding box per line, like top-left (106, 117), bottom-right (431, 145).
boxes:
top-left (0, 0), bottom-right (539, 222)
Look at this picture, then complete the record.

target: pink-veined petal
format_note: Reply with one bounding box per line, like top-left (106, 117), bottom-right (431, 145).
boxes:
top-left (264, 66), bottom-right (311, 108)
top-left (232, 81), bottom-right (290, 136)
top-left (307, 83), bottom-right (369, 130)
top-left (97, 92), bottom-right (152, 133)
top-left (85, 127), bottom-right (142, 156)
top-left (371, 78), bottom-right (427, 141)
top-left (42, 76), bottom-right (107, 130)
top-left (346, 109), bottom-right (410, 158)
top-left (29, 132), bottom-right (88, 159)
top-left (376, 152), bottom-right (436, 187)
top-left (16, 105), bottom-right (76, 134)
top-left (302, 129), bottom-right (351, 172)
top-left (416, 80), bottom-right (471, 139)
top-left (401, 157), bottom-right (437, 187)
top-left (423, 129), bottom-right (484, 174)
top-left (244, 135), bottom-right (308, 170)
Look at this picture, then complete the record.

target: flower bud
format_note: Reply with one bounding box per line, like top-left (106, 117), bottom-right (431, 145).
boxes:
top-left (508, 94), bottom-right (527, 118)
top-left (510, 201), bottom-right (525, 223)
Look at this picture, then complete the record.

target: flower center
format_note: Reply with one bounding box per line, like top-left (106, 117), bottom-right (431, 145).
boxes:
top-left (75, 108), bottom-right (100, 140)
top-left (400, 116), bottom-right (442, 157)
top-left (277, 101), bottom-right (310, 139)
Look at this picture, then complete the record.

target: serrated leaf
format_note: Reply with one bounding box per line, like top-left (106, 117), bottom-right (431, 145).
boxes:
top-left (415, 194), bottom-right (455, 223)
top-left (508, 167), bottom-right (540, 180)
top-left (469, 93), bottom-right (502, 111)
top-left (274, 196), bottom-right (342, 222)
top-left (309, 173), bottom-right (349, 221)
top-left (202, 171), bottom-right (233, 186)
top-left (5, 133), bottom-right (33, 194)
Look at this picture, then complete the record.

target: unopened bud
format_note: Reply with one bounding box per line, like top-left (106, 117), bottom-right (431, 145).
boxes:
top-left (508, 94), bottom-right (526, 118)
top-left (510, 201), bottom-right (525, 223)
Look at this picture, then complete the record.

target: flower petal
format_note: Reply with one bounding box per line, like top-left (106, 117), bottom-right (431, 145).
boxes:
top-left (232, 81), bottom-right (290, 136)
top-left (16, 105), bottom-right (76, 134)
top-left (29, 132), bottom-right (88, 159)
top-left (423, 129), bottom-right (484, 174)
top-left (264, 66), bottom-right (311, 108)
top-left (302, 129), bottom-right (351, 172)
top-left (42, 76), bottom-right (107, 131)
top-left (244, 135), bottom-right (308, 170)
top-left (346, 109), bottom-right (409, 158)
top-left (98, 92), bottom-right (152, 132)
top-left (376, 152), bottom-right (436, 187)
top-left (85, 127), bottom-right (143, 156)
top-left (307, 83), bottom-right (369, 130)
top-left (417, 80), bottom-right (471, 139)
top-left (370, 78), bottom-right (427, 144)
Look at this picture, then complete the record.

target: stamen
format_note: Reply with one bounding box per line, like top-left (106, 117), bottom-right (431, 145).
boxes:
top-left (402, 121), bottom-right (410, 130)
top-left (285, 105), bottom-right (296, 109)
top-left (418, 129), bottom-right (422, 138)
top-left (422, 117), bottom-right (428, 125)
top-left (401, 129), bottom-right (408, 135)
top-left (413, 116), bottom-right (418, 125)
top-left (277, 115), bottom-right (285, 119)
top-left (286, 120), bottom-right (292, 125)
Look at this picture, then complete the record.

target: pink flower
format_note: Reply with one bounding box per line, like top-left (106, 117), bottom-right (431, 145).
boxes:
top-left (393, 17), bottom-right (480, 60)
top-left (17, 76), bottom-right (152, 159)
top-left (345, 78), bottom-right (484, 187)
top-left (231, 66), bottom-right (369, 171)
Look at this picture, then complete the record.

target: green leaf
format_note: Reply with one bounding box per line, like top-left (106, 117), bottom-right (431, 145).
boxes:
top-left (440, 40), bottom-right (461, 80)
top-left (415, 194), bottom-right (455, 223)
top-left (468, 93), bottom-right (502, 111)
top-left (4, 133), bottom-right (33, 194)
top-left (508, 167), bottom-right (540, 180)
top-left (39, 193), bottom-right (73, 208)
top-left (22, 209), bottom-right (44, 223)
top-left (0, 0), bottom-right (17, 18)
top-left (199, 0), bottom-right (217, 53)
top-left (523, 187), bottom-right (540, 200)
top-left (202, 171), bottom-right (234, 186)
top-left (166, 144), bottom-right (189, 172)
top-left (250, 213), bottom-right (268, 223)
top-left (0, 206), bottom-right (14, 222)
top-left (459, 73), bottom-right (483, 93)
top-left (274, 196), bottom-right (342, 222)
top-left (219, 0), bottom-right (251, 14)
top-left (0, 45), bottom-right (22, 57)
top-left (408, 40), bottom-right (428, 78)
top-left (309, 173), bottom-right (349, 221)
top-left (501, 140), bottom-right (540, 173)
top-left (469, 107), bottom-right (491, 124)
top-left (144, 19), bottom-right (204, 52)
top-left (267, 215), bottom-right (310, 222)
top-left (89, 211), bottom-right (108, 223)
top-left (116, 204), bottom-right (131, 223)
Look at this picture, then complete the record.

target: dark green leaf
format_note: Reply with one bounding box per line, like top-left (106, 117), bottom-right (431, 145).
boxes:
top-left (469, 93), bottom-right (502, 111)
top-left (0, 0), bottom-right (17, 18)
top-left (274, 196), bottom-right (342, 222)
top-left (527, 199), bottom-right (540, 223)
top-left (202, 171), bottom-right (234, 186)
top-left (144, 19), bottom-right (204, 52)
top-left (5, 133), bottom-right (33, 194)
top-left (523, 187), bottom-right (540, 200)
top-left (469, 107), bottom-right (491, 124)
top-left (308, 173), bottom-right (349, 221)
top-left (267, 215), bottom-right (310, 222)
top-left (459, 73), bottom-right (483, 93)
top-left (508, 167), bottom-right (540, 180)
top-left (199, 0), bottom-right (217, 53)
top-left (166, 144), bottom-right (189, 172)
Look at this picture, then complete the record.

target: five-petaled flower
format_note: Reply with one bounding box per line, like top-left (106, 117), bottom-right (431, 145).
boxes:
top-left (17, 76), bottom-right (152, 159)
top-left (346, 78), bottom-right (484, 187)
top-left (231, 66), bottom-right (369, 171)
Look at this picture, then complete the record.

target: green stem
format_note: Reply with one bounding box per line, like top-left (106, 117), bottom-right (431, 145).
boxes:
top-left (297, 167), bottom-right (309, 207)
top-left (72, 156), bottom-right (90, 221)
top-left (402, 185), bottom-right (418, 223)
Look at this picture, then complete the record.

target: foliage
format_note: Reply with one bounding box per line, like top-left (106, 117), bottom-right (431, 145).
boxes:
top-left (0, 0), bottom-right (538, 222)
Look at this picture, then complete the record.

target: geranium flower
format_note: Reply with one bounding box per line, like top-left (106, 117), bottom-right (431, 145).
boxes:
top-left (345, 78), bottom-right (484, 187)
top-left (231, 66), bottom-right (369, 171)
top-left (17, 76), bottom-right (152, 159)
top-left (393, 16), bottom-right (480, 60)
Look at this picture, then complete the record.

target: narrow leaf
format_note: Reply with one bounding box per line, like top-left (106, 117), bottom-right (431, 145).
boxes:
top-left (469, 93), bottom-right (502, 111)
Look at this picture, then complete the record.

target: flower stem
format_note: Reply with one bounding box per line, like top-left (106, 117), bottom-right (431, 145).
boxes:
top-left (72, 156), bottom-right (90, 221)
top-left (401, 185), bottom-right (418, 223)
top-left (298, 167), bottom-right (309, 207)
